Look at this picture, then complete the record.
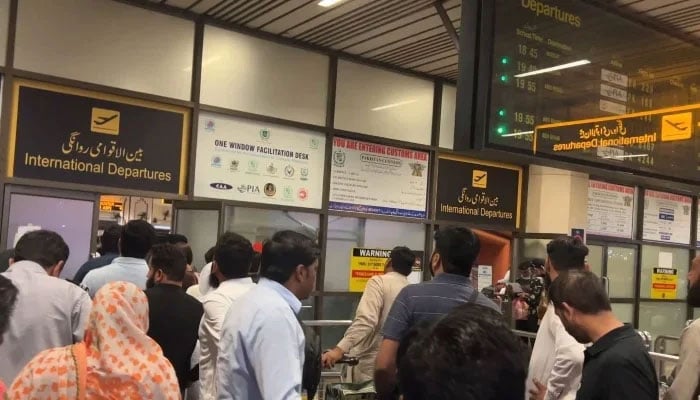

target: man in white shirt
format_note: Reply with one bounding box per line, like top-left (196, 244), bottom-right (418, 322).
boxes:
top-left (216, 230), bottom-right (319, 400)
top-left (199, 232), bottom-right (256, 400)
top-left (82, 219), bottom-right (157, 297)
top-left (322, 246), bottom-right (414, 382)
top-left (527, 236), bottom-right (588, 400)
top-left (0, 230), bottom-right (92, 385)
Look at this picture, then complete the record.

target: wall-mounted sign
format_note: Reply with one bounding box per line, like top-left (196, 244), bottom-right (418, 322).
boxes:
top-left (435, 157), bottom-right (522, 229)
top-left (349, 247), bottom-right (423, 292)
top-left (8, 80), bottom-right (189, 194)
top-left (651, 268), bottom-right (678, 299)
top-left (329, 137), bottom-right (429, 218)
top-left (642, 190), bottom-right (692, 245)
top-left (587, 180), bottom-right (635, 239)
top-left (99, 200), bottom-right (123, 212)
top-left (194, 113), bottom-right (325, 209)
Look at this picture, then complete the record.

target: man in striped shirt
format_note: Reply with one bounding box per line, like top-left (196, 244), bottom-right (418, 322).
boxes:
top-left (374, 226), bottom-right (500, 399)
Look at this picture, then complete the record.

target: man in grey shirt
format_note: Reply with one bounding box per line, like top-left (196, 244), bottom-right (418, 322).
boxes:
top-left (0, 230), bottom-right (92, 385)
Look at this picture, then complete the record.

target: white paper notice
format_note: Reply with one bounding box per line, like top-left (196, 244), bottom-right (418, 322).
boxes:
top-left (477, 265), bottom-right (493, 291)
top-left (329, 137), bottom-right (429, 218)
top-left (643, 190), bottom-right (692, 245)
top-left (658, 252), bottom-right (673, 269)
top-left (194, 113), bottom-right (326, 209)
top-left (587, 180), bottom-right (635, 238)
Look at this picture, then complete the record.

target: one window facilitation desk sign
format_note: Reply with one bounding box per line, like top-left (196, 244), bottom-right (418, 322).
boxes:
top-left (7, 80), bottom-right (190, 194)
top-left (435, 157), bottom-right (522, 230)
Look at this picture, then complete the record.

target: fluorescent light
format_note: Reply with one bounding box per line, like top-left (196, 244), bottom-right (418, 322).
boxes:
top-left (319, 0), bottom-right (343, 6)
top-left (601, 153), bottom-right (648, 160)
top-left (514, 60), bottom-right (591, 78)
top-left (501, 130), bottom-right (533, 137)
top-left (371, 99), bottom-right (417, 112)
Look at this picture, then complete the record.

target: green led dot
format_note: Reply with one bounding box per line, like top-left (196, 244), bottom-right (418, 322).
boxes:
top-left (500, 74), bottom-right (509, 83)
top-left (501, 56), bottom-right (510, 65)
top-left (496, 125), bottom-right (507, 135)
top-left (498, 108), bottom-right (507, 117)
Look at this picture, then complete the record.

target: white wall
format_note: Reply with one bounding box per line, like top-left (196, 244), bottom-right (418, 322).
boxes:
top-left (15, 0), bottom-right (194, 100)
top-left (439, 84), bottom-right (456, 149)
top-left (334, 60), bottom-right (434, 145)
top-left (200, 26), bottom-right (328, 126)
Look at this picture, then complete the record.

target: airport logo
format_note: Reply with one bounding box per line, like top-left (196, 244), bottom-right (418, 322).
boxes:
top-left (91, 107), bottom-right (120, 135)
top-left (264, 183), bottom-right (276, 197)
top-left (210, 182), bottom-right (232, 190)
top-left (284, 186), bottom-right (294, 199)
top-left (472, 170), bottom-right (487, 189)
top-left (284, 165), bottom-right (295, 177)
top-left (211, 156), bottom-right (222, 168)
top-left (237, 184), bottom-right (260, 194)
top-left (248, 160), bottom-right (258, 172)
top-left (266, 163), bottom-right (277, 175)
top-left (661, 112), bottom-right (692, 142)
top-left (260, 128), bottom-right (271, 141)
top-left (310, 137), bottom-right (320, 149)
top-left (300, 168), bottom-right (309, 181)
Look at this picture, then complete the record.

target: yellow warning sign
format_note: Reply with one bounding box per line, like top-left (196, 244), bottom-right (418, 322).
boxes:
top-left (349, 248), bottom-right (390, 292)
top-left (661, 112), bottom-right (692, 142)
top-left (651, 267), bottom-right (678, 299)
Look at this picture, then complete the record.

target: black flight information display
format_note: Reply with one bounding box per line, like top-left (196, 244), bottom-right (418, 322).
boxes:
top-left (488, 0), bottom-right (700, 182)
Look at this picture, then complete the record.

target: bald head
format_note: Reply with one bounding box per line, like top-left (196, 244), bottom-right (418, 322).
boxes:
top-left (549, 270), bottom-right (610, 315)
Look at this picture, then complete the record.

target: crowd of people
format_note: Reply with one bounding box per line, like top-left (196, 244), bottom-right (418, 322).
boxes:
top-left (0, 222), bottom-right (699, 399)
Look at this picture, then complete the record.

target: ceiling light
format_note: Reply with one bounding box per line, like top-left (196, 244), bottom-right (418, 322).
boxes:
top-left (319, 0), bottom-right (343, 7)
top-left (514, 60), bottom-right (591, 78)
top-left (501, 130), bottom-right (533, 137)
top-left (371, 99), bottom-right (417, 111)
top-left (601, 153), bottom-right (648, 160)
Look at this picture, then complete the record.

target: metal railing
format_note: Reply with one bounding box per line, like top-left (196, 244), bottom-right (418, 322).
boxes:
top-left (654, 335), bottom-right (680, 354)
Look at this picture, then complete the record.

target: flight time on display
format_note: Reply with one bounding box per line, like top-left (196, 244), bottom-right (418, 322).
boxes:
top-left (489, 0), bottom-right (700, 182)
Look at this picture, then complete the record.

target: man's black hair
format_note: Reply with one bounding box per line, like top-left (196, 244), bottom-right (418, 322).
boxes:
top-left (214, 233), bottom-right (253, 280)
top-left (260, 230), bottom-right (320, 284)
top-left (390, 246), bottom-right (416, 276)
top-left (14, 230), bottom-right (70, 269)
top-left (546, 236), bottom-right (588, 272)
top-left (120, 220), bottom-right (157, 259)
top-left (100, 224), bottom-right (122, 254)
top-left (149, 243), bottom-right (188, 282)
top-left (167, 233), bottom-right (188, 245)
top-left (398, 303), bottom-right (527, 400)
top-left (518, 258), bottom-right (545, 271)
top-left (176, 243), bottom-right (194, 265)
top-left (434, 226), bottom-right (480, 276)
top-left (549, 270), bottom-right (611, 315)
top-left (204, 246), bottom-right (216, 264)
top-left (0, 275), bottom-right (18, 346)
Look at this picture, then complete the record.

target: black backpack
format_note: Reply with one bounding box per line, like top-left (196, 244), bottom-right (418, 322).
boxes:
top-left (300, 321), bottom-right (322, 399)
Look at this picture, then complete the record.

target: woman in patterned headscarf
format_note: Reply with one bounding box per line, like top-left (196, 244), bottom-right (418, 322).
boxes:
top-left (9, 281), bottom-right (180, 399)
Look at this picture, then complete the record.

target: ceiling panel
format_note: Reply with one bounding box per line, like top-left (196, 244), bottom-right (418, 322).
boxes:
top-left (130, 0), bottom-right (700, 84)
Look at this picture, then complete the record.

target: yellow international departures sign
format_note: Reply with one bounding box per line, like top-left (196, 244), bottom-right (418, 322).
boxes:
top-left (651, 268), bottom-right (678, 299)
top-left (349, 248), bottom-right (391, 292)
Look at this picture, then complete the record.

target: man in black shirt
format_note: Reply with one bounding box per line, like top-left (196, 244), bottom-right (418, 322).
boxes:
top-left (145, 243), bottom-right (203, 395)
top-left (549, 270), bottom-right (658, 400)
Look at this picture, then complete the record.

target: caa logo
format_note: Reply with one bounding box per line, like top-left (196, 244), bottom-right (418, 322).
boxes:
top-left (210, 182), bottom-right (233, 190)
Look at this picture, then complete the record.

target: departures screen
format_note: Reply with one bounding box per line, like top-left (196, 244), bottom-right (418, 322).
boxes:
top-left (488, 0), bottom-right (700, 182)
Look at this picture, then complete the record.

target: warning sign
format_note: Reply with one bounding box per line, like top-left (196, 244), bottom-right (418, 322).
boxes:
top-left (651, 267), bottom-right (678, 299)
top-left (348, 248), bottom-right (423, 292)
top-left (349, 248), bottom-right (391, 292)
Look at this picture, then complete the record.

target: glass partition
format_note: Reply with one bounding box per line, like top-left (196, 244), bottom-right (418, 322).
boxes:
top-left (324, 217), bottom-right (426, 291)
top-left (223, 206), bottom-right (320, 244)
top-left (175, 208), bottom-right (220, 270)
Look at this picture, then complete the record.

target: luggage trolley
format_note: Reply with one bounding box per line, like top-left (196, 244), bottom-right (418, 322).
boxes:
top-left (321, 355), bottom-right (376, 400)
